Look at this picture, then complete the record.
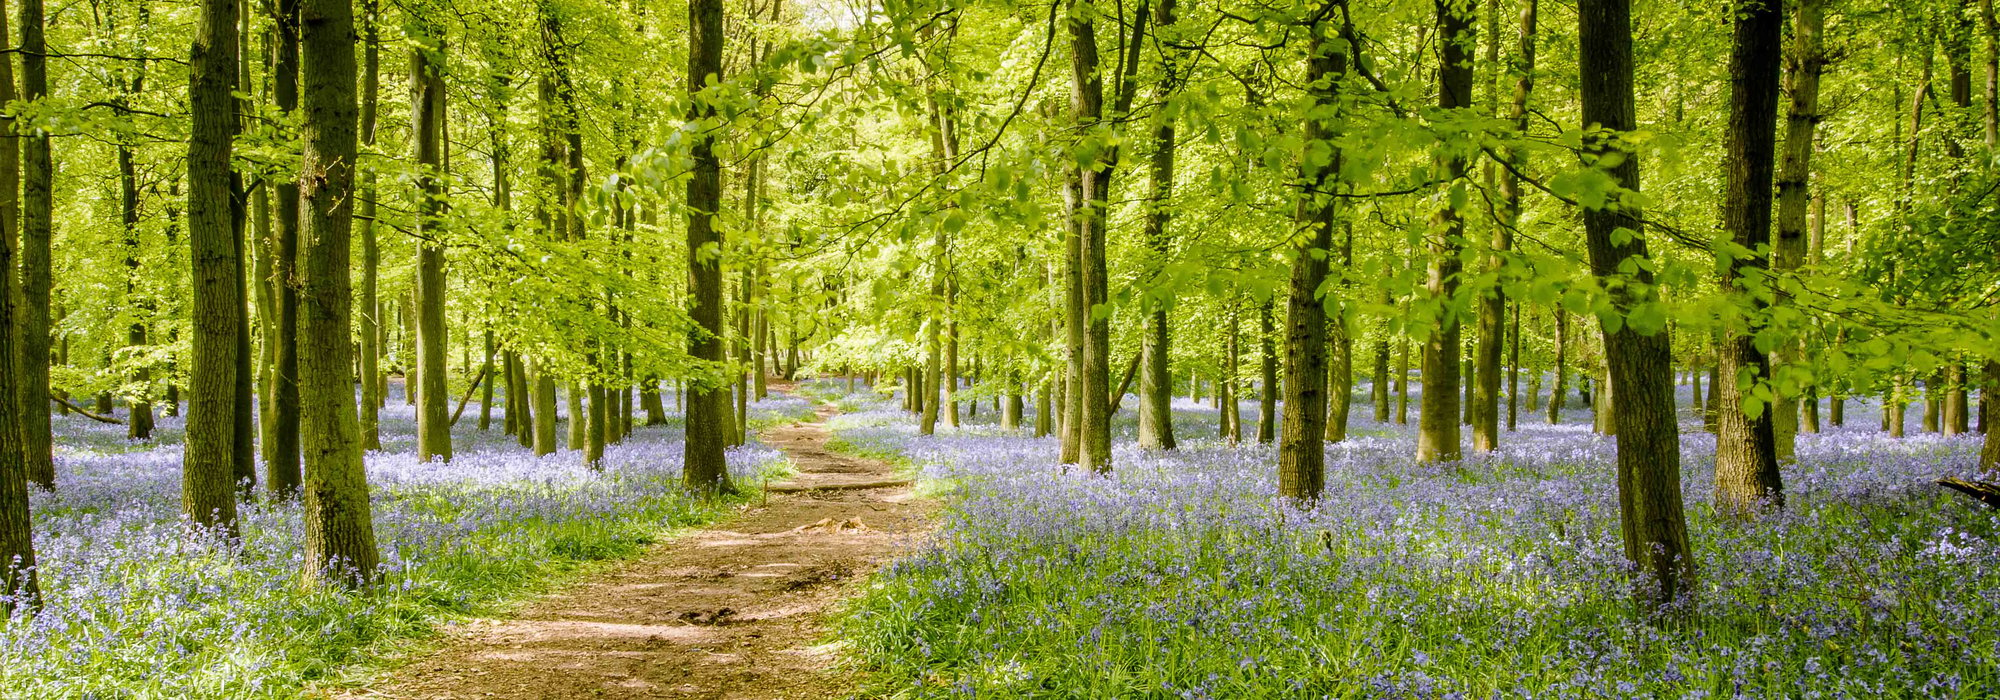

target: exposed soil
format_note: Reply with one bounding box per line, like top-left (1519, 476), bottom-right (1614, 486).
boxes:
top-left (345, 394), bottom-right (928, 700)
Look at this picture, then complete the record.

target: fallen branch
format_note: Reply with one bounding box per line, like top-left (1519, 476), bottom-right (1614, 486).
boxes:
top-left (1938, 476), bottom-right (2000, 508)
top-left (53, 396), bottom-right (123, 425)
top-left (764, 478), bottom-right (913, 493)
top-left (1107, 351), bottom-right (1142, 413)
top-left (446, 367), bottom-right (491, 427)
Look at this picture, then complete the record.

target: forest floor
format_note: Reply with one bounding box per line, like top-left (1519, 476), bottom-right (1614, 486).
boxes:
top-left (346, 392), bottom-right (932, 700)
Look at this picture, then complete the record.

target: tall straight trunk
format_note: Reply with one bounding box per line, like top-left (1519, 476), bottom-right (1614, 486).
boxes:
top-left (568, 382), bottom-right (586, 448)
top-left (1278, 11), bottom-right (1344, 500)
top-left (683, 0), bottom-right (734, 496)
top-left (1704, 347), bottom-right (1721, 428)
top-left (1004, 368), bottom-right (1024, 430)
top-left (1713, 0), bottom-right (1785, 515)
top-left (1547, 308), bottom-right (1566, 424)
top-left (1137, 0), bottom-right (1182, 451)
top-left (945, 283), bottom-right (960, 428)
top-left (184, 0), bottom-right (242, 531)
top-left (1482, 0), bottom-right (1536, 445)
top-left (1770, 0), bottom-right (1824, 459)
top-left (735, 276), bottom-right (751, 443)
top-left (1261, 300), bottom-right (1281, 443)
top-left (1986, 0), bottom-right (2000, 468)
top-left (298, 0), bottom-right (379, 586)
top-left (231, 28), bottom-right (256, 489)
top-left (532, 361), bottom-right (558, 454)
top-left (1417, 0), bottom-right (1474, 464)
top-left (642, 373), bottom-right (667, 426)
top-left (503, 349), bottom-right (519, 434)
top-left (15, 0), bottom-right (53, 488)
top-left (1324, 312), bottom-right (1351, 444)
top-left (920, 265), bottom-right (942, 436)
top-left (357, 0), bottom-right (382, 451)
top-left (1222, 303), bottom-right (1240, 443)
top-left (1578, 0), bottom-right (1695, 611)
top-left (0, 0), bottom-right (29, 596)
top-left (1800, 197), bottom-right (1823, 434)
top-left (1506, 301), bottom-right (1521, 430)
top-left (1065, 0), bottom-right (1141, 473)
top-left (1060, 172), bottom-right (1084, 464)
top-left (121, 109), bottom-right (154, 440)
top-left (586, 383), bottom-right (607, 468)
top-left (1395, 333), bottom-right (1410, 424)
top-left (1983, 361), bottom-right (2000, 469)
top-left (479, 330), bottom-right (495, 430)
top-left (1371, 338), bottom-right (1390, 422)
top-left (264, 0), bottom-right (304, 496)
top-left (1691, 361), bottom-right (1704, 411)
top-left (411, 21), bottom-right (451, 463)
top-left (1035, 375), bottom-right (1053, 437)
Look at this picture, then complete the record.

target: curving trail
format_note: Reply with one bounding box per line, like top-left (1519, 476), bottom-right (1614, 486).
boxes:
top-left (352, 392), bottom-right (929, 699)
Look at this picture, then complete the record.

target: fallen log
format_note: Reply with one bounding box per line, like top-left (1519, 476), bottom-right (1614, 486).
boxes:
top-left (1939, 477), bottom-right (2000, 508)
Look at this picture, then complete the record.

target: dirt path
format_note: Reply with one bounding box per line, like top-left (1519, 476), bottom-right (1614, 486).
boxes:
top-left (349, 398), bottom-right (927, 700)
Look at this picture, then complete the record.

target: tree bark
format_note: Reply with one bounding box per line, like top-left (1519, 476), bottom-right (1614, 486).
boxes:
top-left (1417, 0), bottom-right (1474, 464)
top-left (412, 20), bottom-right (451, 463)
top-left (298, 0), bottom-right (379, 586)
top-left (1480, 0), bottom-right (1536, 446)
top-left (185, 0), bottom-right (242, 532)
top-left (1771, 0), bottom-right (1824, 458)
top-left (1137, 0), bottom-right (1182, 451)
top-left (15, 0), bottom-right (53, 488)
top-left (1060, 171), bottom-right (1084, 464)
top-left (1278, 10), bottom-right (1344, 501)
top-left (1547, 308), bottom-right (1566, 424)
top-left (684, 0), bottom-right (736, 496)
top-left (0, 0), bottom-right (28, 606)
top-left (1065, 0), bottom-right (1142, 473)
top-left (357, 0), bottom-right (382, 451)
top-left (1713, 0), bottom-right (1785, 516)
top-left (1579, 0), bottom-right (1696, 612)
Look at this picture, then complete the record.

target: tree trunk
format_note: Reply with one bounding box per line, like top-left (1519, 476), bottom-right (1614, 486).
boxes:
top-left (298, 0), bottom-right (379, 586)
top-left (1713, 0), bottom-right (1785, 516)
top-left (357, 0), bottom-right (381, 451)
top-left (0, 34), bottom-right (30, 596)
top-left (532, 361), bottom-right (558, 455)
top-left (0, 0), bottom-right (28, 590)
top-left (412, 20), bottom-right (451, 463)
top-left (1770, 0), bottom-right (1824, 460)
top-left (683, 0), bottom-right (735, 496)
top-left (1138, 0), bottom-right (1182, 451)
top-left (1983, 361), bottom-right (2000, 469)
top-left (1547, 308), bottom-right (1566, 424)
top-left (1278, 12), bottom-right (1344, 500)
top-left (1506, 301), bottom-right (1521, 431)
top-left (479, 330), bottom-right (495, 430)
top-left (15, 0), bottom-right (54, 488)
top-left (1578, 0), bottom-right (1696, 611)
top-left (184, 0), bottom-right (242, 532)
top-left (1483, 0), bottom-right (1536, 445)
top-left (1222, 302), bottom-right (1239, 443)
top-left (1065, 0), bottom-right (1139, 473)
top-left (1417, 0), bottom-right (1474, 464)
top-left (121, 97), bottom-right (154, 441)
top-left (1395, 332), bottom-right (1411, 424)
top-left (1060, 172), bottom-right (1084, 464)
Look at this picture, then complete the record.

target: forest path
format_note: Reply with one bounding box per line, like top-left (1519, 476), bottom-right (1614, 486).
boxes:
top-left (348, 390), bottom-right (929, 700)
